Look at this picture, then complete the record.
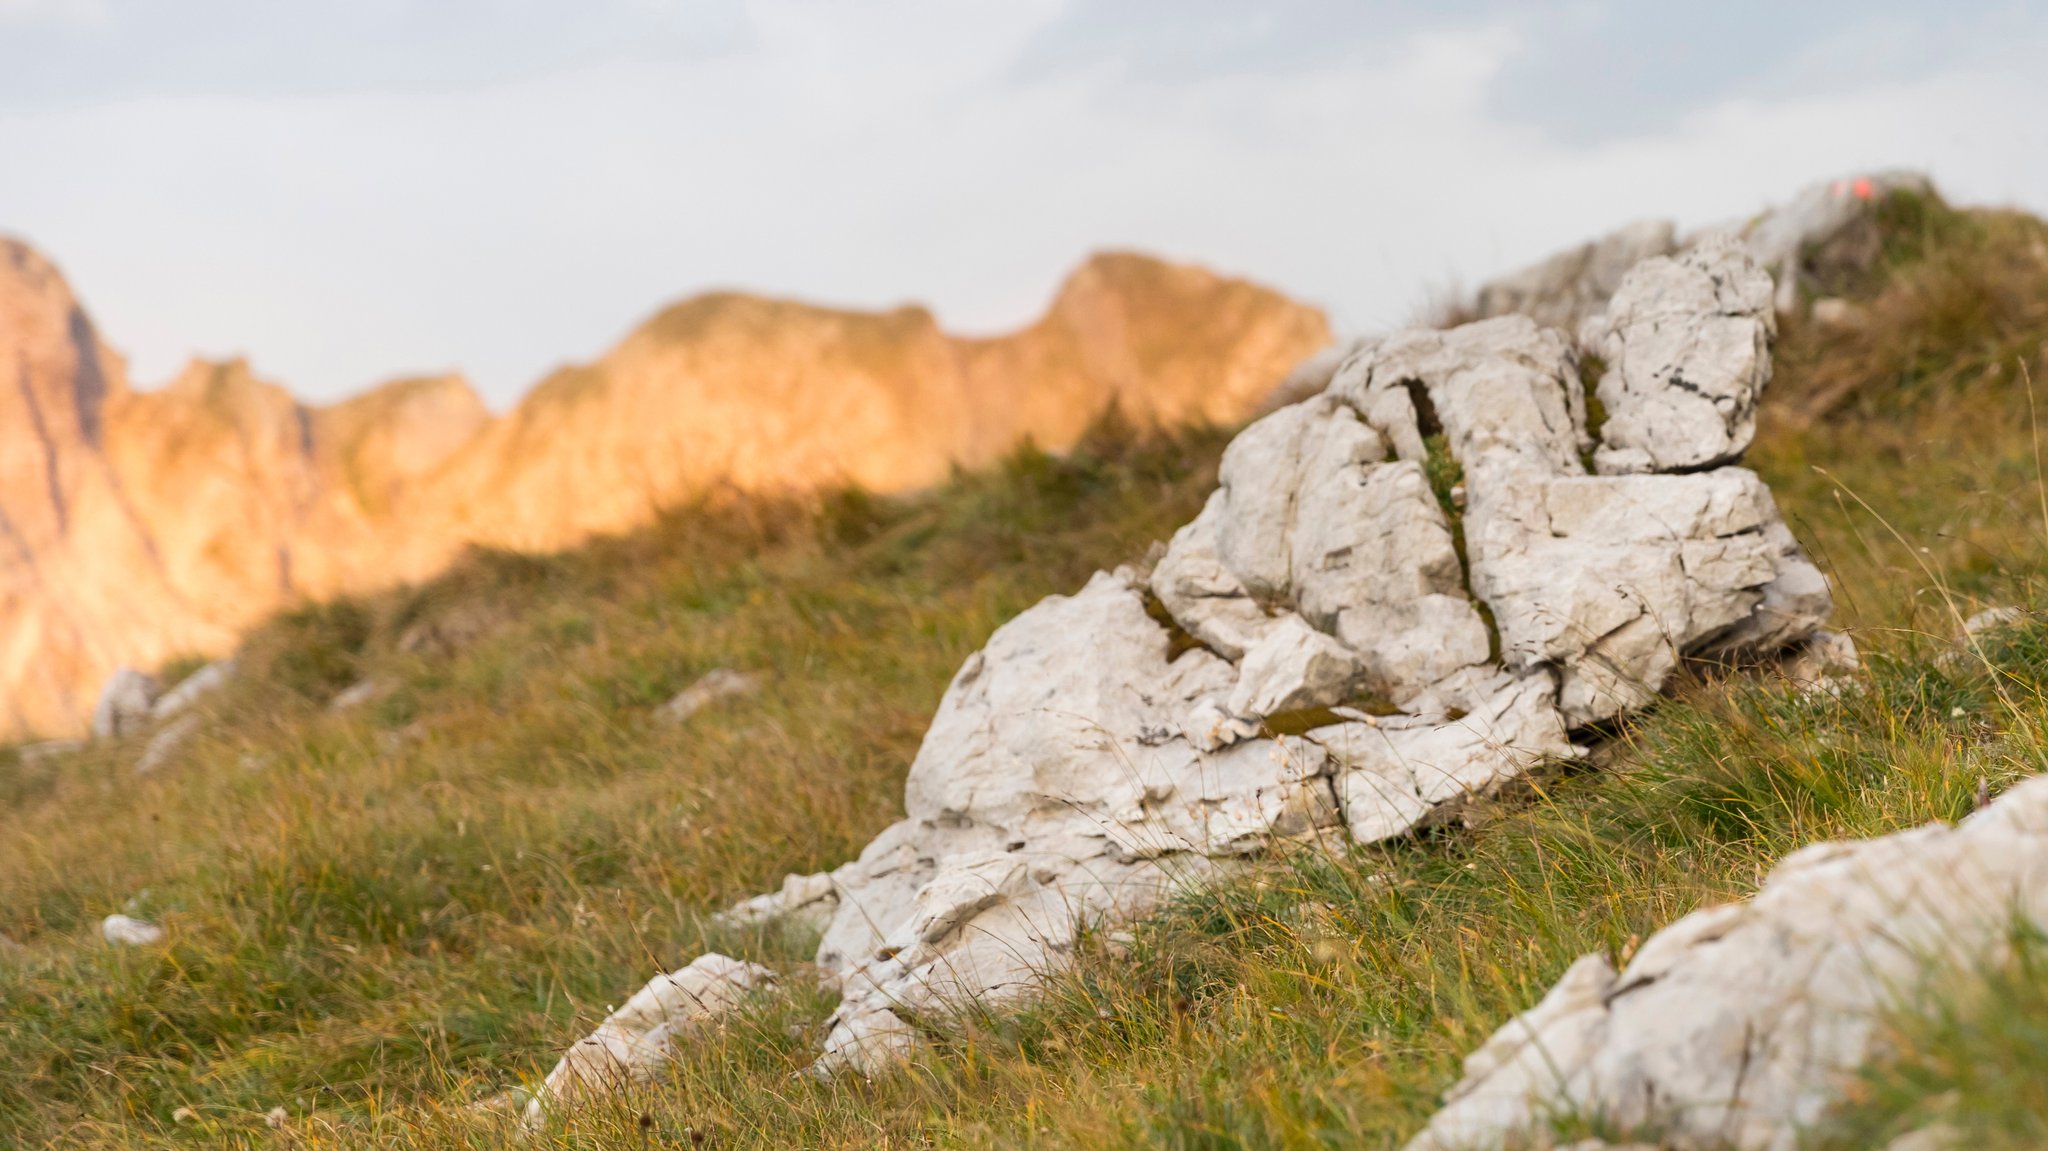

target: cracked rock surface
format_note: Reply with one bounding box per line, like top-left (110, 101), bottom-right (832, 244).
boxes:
top-left (522, 954), bottom-right (773, 1128)
top-left (1407, 773), bottom-right (2048, 1151)
top-left (538, 254), bottom-right (1836, 1104)
top-left (1584, 239), bottom-right (1776, 475)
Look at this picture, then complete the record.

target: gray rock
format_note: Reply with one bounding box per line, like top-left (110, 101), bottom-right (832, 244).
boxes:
top-left (1406, 773), bottom-right (2048, 1151)
top-left (150, 660), bottom-right (235, 723)
top-left (1316, 670), bottom-right (1576, 844)
top-left (100, 914), bottom-right (164, 946)
top-left (656, 668), bottom-right (760, 726)
top-left (1728, 170), bottom-right (1934, 302)
top-left (328, 677), bottom-right (389, 712)
top-left (1473, 218), bottom-right (1679, 333)
top-left (16, 739), bottom-right (82, 768)
top-left (1585, 239), bottom-right (1776, 475)
top-left (135, 713), bottom-right (201, 775)
top-left (522, 953), bottom-right (774, 1130)
top-left (90, 667), bottom-right (160, 741)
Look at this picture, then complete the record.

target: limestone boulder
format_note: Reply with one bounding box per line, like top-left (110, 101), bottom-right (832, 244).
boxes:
top-left (542, 246), bottom-right (1837, 1099)
top-left (1585, 239), bottom-right (1776, 475)
top-left (1408, 773), bottom-right (2048, 1151)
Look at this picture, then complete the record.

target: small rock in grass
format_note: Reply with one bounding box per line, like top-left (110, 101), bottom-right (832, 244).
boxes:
top-left (328, 678), bottom-right (388, 712)
top-left (655, 668), bottom-right (760, 725)
top-left (101, 914), bottom-right (165, 946)
top-left (135, 714), bottom-right (201, 775)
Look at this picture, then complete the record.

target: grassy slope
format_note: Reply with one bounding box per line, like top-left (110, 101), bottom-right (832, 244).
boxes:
top-left (3, 198), bottom-right (2048, 1149)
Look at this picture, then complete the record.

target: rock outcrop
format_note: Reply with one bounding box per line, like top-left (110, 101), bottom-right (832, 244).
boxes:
top-left (0, 241), bottom-right (1328, 739)
top-left (534, 241), bottom-right (1833, 1109)
top-left (1407, 773), bottom-right (2048, 1151)
top-left (1470, 170), bottom-right (1933, 330)
top-left (1472, 220), bottom-right (1678, 332)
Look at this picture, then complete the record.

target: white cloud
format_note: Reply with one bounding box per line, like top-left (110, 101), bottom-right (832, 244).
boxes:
top-left (0, 3), bottom-right (2043, 405)
top-left (0, 0), bottom-right (105, 25)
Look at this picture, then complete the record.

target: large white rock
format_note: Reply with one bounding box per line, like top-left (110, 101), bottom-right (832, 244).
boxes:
top-left (1408, 774), bottom-right (2048, 1151)
top-left (522, 953), bottom-right (774, 1130)
top-left (1586, 240), bottom-right (1776, 475)
top-left (90, 667), bottom-right (160, 741)
top-left (539, 253), bottom-right (1837, 1101)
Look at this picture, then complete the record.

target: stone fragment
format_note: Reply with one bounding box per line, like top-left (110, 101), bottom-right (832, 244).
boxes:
top-left (101, 914), bottom-right (164, 946)
top-left (90, 668), bottom-right (160, 741)
top-left (16, 739), bottom-right (82, 767)
top-left (523, 953), bottom-right (773, 1129)
top-left (656, 668), bottom-right (761, 726)
top-left (1313, 670), bottom-right (1575, 844)
top-left (814, 1004), bottom-right (925, 1079)
top-left (1227, 615), bottom-right (1363, 719)
top-left (714, 870), bottom-right (841, 935)
top-left (328, 678), bottom-right (388, 712)
top-left (150, 660), bottom-right (234, 723)
top-left (1150, 492), bottom-right (1278, 661)
top-left (1586, 239), bottom-right (1776, 474)
top-left (1473, 218), bottom-right (1679, 332)
top-left (135, 714), bottom-right (201, 775)
top-left (1407, 773), bottom-right (2048, 1151)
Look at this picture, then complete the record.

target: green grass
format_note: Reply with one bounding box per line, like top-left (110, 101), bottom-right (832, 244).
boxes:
top-left (4, 203), bottom-right (2048, 1148)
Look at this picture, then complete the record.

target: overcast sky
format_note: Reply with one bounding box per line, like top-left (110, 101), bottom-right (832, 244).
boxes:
top-left (3, 1), bottom-right (2045, 405)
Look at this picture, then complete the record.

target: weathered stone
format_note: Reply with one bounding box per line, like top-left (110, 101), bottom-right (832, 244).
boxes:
top-left (89, 667), bottom-right (160, 741)
top-left (1729, 170), bottom-right (1934, 308)
top-left (523, 953), bottom-right (773, 1130)
top-left (714, 870), bottom-right (840, 935)
top-left (1150, 492), bottom-right (1278, 661)
top-left (656, 668), bottom-right (761, 726)
top-left (1314, 670), bottom-right (1576, 844)
top-left (135, 713), bottom-right (201, 775)
top-left (1585, 239), bottom-right (1776, 475)
top-left (1227, 615), bottom-right (1364, 719)
top-left (101, 914), bottom-right (164, 946)
top-left (150, 660), bottom-right (235, 723)
top-left (814, 1004), bottom-right (925, 1079)
top-left (16, 739), bottom-right (82, 768)
top-left (1407, 773), bottom-right (2048, 1151)
top-left (1473, 218), bottom-right (1679, 332)
top-left (329, 677), bottom-right (389, 712)
top-left (538, 253), bottom-right (1837, 1099)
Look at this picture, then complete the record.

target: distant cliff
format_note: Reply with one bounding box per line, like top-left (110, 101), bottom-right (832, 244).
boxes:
top-left (0, 240), bottom-right (1328, 737)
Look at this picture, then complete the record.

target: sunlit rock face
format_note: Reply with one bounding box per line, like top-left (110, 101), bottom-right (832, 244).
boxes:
top-left (0, 241), bottom-right (1328, 738)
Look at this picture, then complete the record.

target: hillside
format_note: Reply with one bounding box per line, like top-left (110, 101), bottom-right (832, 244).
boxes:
top-left (3, 183), bottom-right (2048, 1149)
top-left (0, 245), bottom-right (1328, 740)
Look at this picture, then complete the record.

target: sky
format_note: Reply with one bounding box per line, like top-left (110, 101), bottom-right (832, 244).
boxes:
top-left (1, 1), bottom-right (2045, 406)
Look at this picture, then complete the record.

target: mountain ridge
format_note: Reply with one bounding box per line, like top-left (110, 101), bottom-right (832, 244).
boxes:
top-left (0, 239), bottom-right (1329, 737)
